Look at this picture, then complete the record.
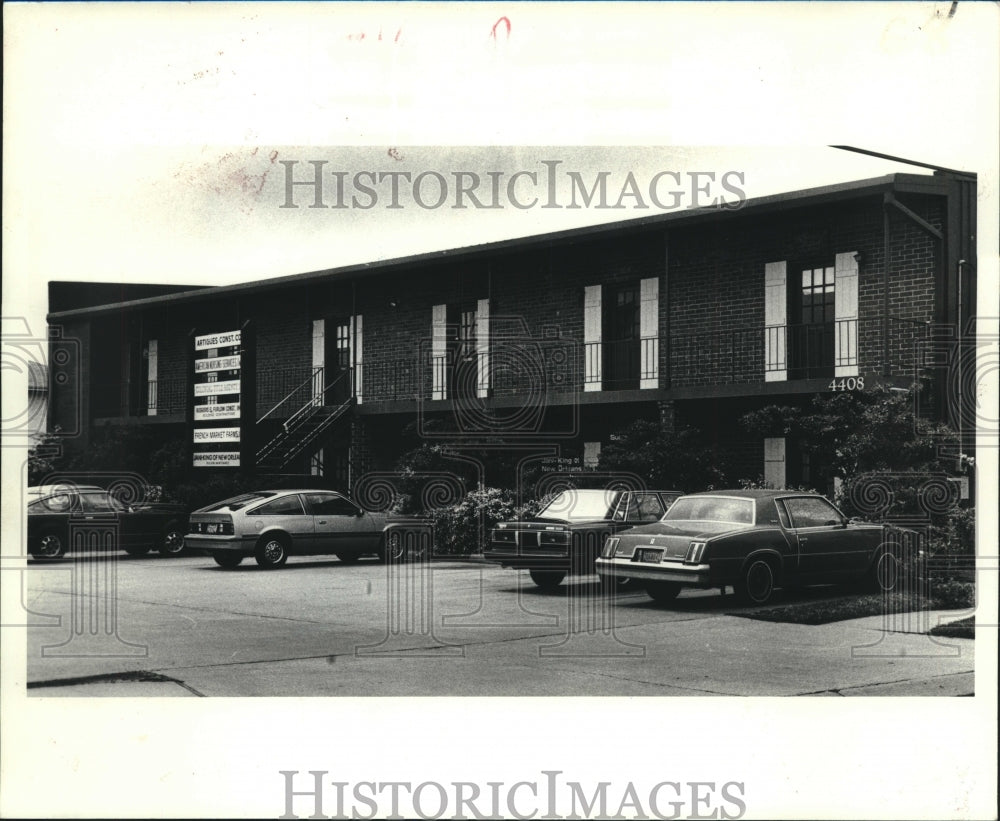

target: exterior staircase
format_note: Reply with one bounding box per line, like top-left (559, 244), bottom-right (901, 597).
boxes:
top-left (256, 367), bottom-right (354, 472)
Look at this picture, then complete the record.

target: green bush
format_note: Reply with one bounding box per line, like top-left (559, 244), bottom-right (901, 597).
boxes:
top-left (929, 578), bottom-right (976, 610)
top-left (166, 473), bottom-right (261, 512)
top-left (426, 487), bottom-right (548, 556)
top-left (597, 421), bottom-right (729, 491)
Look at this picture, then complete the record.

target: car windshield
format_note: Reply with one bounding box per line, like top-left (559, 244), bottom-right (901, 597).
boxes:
top-left (202, 492), bottom-right (275, 512)
top-left (536, 489), bottom-right (620, 522)
top-left (660, 496), bottom-right (754, 524)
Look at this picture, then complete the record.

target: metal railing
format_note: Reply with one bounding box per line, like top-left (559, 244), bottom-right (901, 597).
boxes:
top-left (92, 379), bottom-right (186, 418)
top-left (671, 316), bottom-right (930, 386)
top-left (583, 337), bottom-right (659, 390)
top-left (255, 368), bottom-right (355, 467)
top-left (90, 316), bottom-right (932, 419)
top-left (256, 366), bottom-right (354, 424)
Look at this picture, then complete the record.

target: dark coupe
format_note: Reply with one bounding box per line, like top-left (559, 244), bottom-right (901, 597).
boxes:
top-left (595, 489), bottom-right (914, 605)
top-left (27, 484), bottom-right (189, 559)
top-left (485, 488), bottom-right (684, 588)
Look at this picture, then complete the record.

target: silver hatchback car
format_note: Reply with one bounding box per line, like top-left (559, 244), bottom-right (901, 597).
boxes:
top-left (185, 489), bottom-right (389, 569)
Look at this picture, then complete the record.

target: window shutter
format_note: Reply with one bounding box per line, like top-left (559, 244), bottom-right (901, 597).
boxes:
top-left (352, 314), bottom-right (363, 403)
top-left (584, 285), bottom-right (602, 391)
top-left (834, 252), bottom-right (859, 377)
top-left (311, 319), bottom-right (325, 403)
top-left (476, 298), bottom-right (490, 399)
top-left (764, 437), bottom-right (786, 489)
top-left (146, 339), bottom-right (158, 416)
top-left (639, 277), bottom-right (659, 389)
top-left (432, 303), bottom-right (447, 400)
top-left (764, 261), bottom-right (787, 382)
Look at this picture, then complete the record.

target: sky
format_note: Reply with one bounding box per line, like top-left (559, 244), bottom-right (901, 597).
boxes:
top-left (2, 3), bottom-right (999, 819)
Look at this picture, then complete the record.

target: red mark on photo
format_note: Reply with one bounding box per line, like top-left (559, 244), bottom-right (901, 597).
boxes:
top-left (491, 17), bottom-right (511, 42)
top-left (346, 27), bottom-right (403, 43)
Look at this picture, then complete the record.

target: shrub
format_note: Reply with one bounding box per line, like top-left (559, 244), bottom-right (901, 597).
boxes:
top-left (929, 578), bottom-right (976, 610)
top-left (166, 473), bottom-right (261, 512)
top-left (597, 421), bottom-right (729, 491)
top-left (425, 487), bottom-right (551, 556)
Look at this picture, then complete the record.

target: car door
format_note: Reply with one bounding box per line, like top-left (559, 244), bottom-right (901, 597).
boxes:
top-left (77, 491), bottom-right (139, 551)
top-left (780, 496), bottom-right (866, 578)
top-left (305, 493), bottom-right (380, 554)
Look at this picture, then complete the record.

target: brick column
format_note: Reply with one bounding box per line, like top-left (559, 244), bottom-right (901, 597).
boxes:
top-left (349, 416), bottom-right (371, 492)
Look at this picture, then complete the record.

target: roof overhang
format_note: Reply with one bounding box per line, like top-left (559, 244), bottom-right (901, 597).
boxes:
top-left (47, 171), bottom-right (960, 322)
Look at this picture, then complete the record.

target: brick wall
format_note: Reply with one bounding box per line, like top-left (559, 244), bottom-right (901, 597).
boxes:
top-left (52, 187), bottom-right (948, 477)
top-left (668, 196), bottom-right (940, 386)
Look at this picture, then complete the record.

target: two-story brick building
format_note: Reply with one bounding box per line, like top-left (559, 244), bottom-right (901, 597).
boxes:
top-left (46, 170), bottom-right (977, 497)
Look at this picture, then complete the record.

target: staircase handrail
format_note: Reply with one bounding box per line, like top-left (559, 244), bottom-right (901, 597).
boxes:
top-left (257, 367), bottom-right (324, 424)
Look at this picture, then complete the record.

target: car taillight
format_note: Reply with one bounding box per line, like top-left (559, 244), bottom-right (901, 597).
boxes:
top-left (193, 519), bottom-right (234, 535)
top-left (602, 537), bottom-right (620, 558)
top-left (685, 541), bottom-right (707, 564)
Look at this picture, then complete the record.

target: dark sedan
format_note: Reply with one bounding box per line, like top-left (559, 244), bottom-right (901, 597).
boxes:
top-left (595, 489), bottom-right (915, 605)
top-left (27, 485), bottom-right (189, 559)
top-left (485, 488), bottom-right (684, 588)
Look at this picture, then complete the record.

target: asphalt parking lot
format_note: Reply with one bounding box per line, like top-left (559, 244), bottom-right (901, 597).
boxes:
top-left (20, 551), bottom-right (975, 697)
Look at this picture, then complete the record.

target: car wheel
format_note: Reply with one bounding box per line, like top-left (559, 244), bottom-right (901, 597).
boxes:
top-left (599, 574), bottom-right (634, 594)
top-left (124, 545), bottom-right (151, 556)
top-left (871, 550), bottom-right (900, 593)
top-left (254, 535), bottom-right (289, 568)
top-left (158, 521), bottom-right (185, 556)
top-left (336, 552), bottom-right (360, 565)
top-left (645, 581), bottom-right (682, 603)
top-left (34, 531), bottom-right (67, 559)
top-left (529, 570), bottom-right (566, 590)
top-left (736, 558), bottom-right (776, 605)
top-left (213, 553), bottom-right (243, 569)
top-left (383, 531), bottom-right (407, 563)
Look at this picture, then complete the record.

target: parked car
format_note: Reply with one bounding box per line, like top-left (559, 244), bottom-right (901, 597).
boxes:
top-left (27, 484), bottom-right (189, 559)
top-left (185, 489), bottom-right (389, 568)
top-left (484, 488), bottom-right (684, 588)
top-left (595, 489), bottom-right (918, 606)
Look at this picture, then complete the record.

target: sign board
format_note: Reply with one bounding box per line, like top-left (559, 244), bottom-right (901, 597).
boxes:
top-left (194, 380), bottom-right (241, 396)
top-left (194, 402), bottom-right (241, 421)
top-left (192, 452), bottom-right (241, 467)
top-left (195, 330), bottom-right (241, 351)
top-left (194, 355), bottom-right (241, 372)
top-left (193, 427), bottom-right (241, 443)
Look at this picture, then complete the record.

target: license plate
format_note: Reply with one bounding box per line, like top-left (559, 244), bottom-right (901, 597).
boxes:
top-left (634, 548), bottom-right (663, 563)
top-left (206, 523), bottom-right (218, 534)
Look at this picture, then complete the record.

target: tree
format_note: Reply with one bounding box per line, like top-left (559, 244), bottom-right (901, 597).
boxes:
top-left (597, 421), bottom-right (730, 492)
top-left (741, 385), bottom-right (973, 573)
top-left (740, 384), bottom-right (960, 483)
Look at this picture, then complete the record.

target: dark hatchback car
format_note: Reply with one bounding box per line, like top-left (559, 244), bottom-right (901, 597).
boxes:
top-left (595, 489), bottom-right (917, 606)
top-left (485, 488), bottom-right (684, 588)
top-left (27, 485), bottom-right (189, 559)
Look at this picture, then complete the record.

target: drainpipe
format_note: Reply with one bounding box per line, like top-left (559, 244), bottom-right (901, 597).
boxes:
top-left (882, 194), bottom-right (891, 377)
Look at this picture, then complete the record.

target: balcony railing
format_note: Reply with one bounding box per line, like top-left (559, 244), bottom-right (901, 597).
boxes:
top-left (88, 316), bottom-right (931, 418)
top-left (584, 337), bottom-right (659, 390)
top-left (92, 378), bottom-right (187, 417)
